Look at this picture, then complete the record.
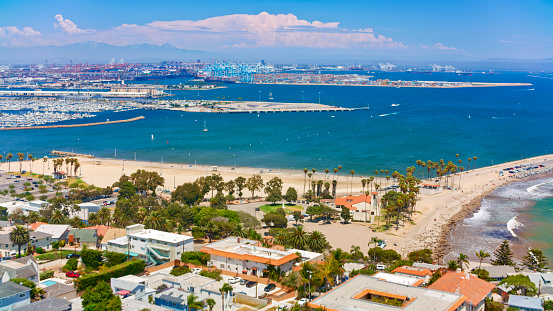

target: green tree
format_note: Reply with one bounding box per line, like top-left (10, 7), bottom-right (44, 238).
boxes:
top-left (246, 175), bottom-right (264, 199)
top-left (476, 250), bottom-right (490, 270)
top-left (522, 249), bottom-right (549, 272)
top-left (10, 279), bottom-right (43, 299)
top-left (129, 169), bottom-right (165, 196)
top-left (292, 210), bottom-right (303, 225)
top-left (206, 298), bottom-right (216, 311)
top-left (499, 274), bottom-right (538, 296)
top-left (187, 294), bottom-right (204, 311)
top-left (285, 187), bottom-right (298, 203)
top-left (457, 253), bottom-right (470, 271)
top-left (9, 225), bottom-right (29, 257)
top-left (288, 226), bottom-right (308, 249)
top-left (105, 251), bottom-right (128, 267)
top-left (81, 249), bottom-right (103, 270)
top-left (491, 240), bottom-right (515, 266)
top-left (265, 177), bottom-right (283, 202)
top-left (340, 207), bottom-right (352, 224)
top-left (308, 230), bottom-right (328, 253)
top-left (261, 212), bottom-right (287, 228)
top-left (219, 283), bottom-right (233, 311)
top-left (50, 209), bottom-right (66, 224)
top-left (234, 177), bottom-right (247, 199)
top-left (81, 281), bottom-right (122, 311)
top-left (407, 249), bottom-right (433, 264)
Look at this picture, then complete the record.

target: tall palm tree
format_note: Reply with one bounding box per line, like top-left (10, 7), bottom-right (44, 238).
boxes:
top-left (324, 169), bottom-right (330, 180)
top-left (97, 207), bottom-right (111, 225)
top-left (9, 225), bottom-right (30, 258)
top-left (457, 253), bottom-right (470, 271)
top-left (467, 158), bottom-right (472, 171)
top-left (6, 153), bottom-right (13, 172)
top-left (361, 179), bottom-right (367, 194)
top-left (476, 250), bottom-right (490, 270)
top-left (350, 170), bottom-right (355, 195)
top-left (308, 230), bottom-right (327, 253)
top-left (186, 294), bottom-right (204, 311)
top-left (219, 283), bottom-right (233, 311)
top-left (27, 154), bottom-right (33, 176)
top-left (302, 168), bottom-right (308, 198)
top-left (350, 245), bottom-right (361, 261)
top-left (28, 211), bottom-right (40, 224)
top-left (289, 226), bottom-right (308, 249)
top-left (42, 157), bottom-right (47, 175)
top-left (332, 168), bottom-right (338, 181)
top-left (145, 211), bottom-right (166, 231)
top-left (369, 237), bottom-right (382, 263)
top-left (205, 298), bottom-right (216, 311)
top-left (231, 224), bottom-right (247, 238)
top-left (384, 170), bottom-right (389, 187)
top-left (331, 180), bottom-right (337, 198)
top-left (336, 165), bottom-right (342, 183)
top-left (50, 210), bottom-right (65, 224)
top-left (17, 153), bottom-right (24, 174)
top-left (0, 154), bottom-right (3, 170)
top-left (472, 156), bottom-right (478, 169)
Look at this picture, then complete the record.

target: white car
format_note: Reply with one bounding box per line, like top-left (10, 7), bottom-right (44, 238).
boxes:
top-left (191, 268), bottom-right (203, 274)
top-left (297, 298), bottom-right (309, 306)
top-left (229, 277), bottom-right (242, 284)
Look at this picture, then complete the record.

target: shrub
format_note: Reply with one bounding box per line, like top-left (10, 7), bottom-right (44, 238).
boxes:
top-left (74, 260), bottom-right (146, 292)
top-left (181, 251), bottom-right (210, 266)
top-left (63, 258), bottom-right (79, 271)
top-left (40, 270), bottom-right (54, 280)
top-left (170, 266), bottom-right (191, 277)
top-left (35, 247), bottom-right (45, 254)
top-left (81, 249), bottom-right (103, 270)
top-left (10, 278), bottom-right (43, 299)
top-left (104, 251), bottom-right (127, 267)
top-left (199, 269), bottom-right (222, 281)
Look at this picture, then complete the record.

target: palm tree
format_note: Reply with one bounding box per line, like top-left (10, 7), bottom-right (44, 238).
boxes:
top-left (273, 231), bottom-right (288, 246)
top-left (476, 250), bottom-right (490, 270)
top-left (186, 294), bottom-right (204, 311)
top-left (97, 207), bottom-right (111, 225)
top-left (17, 153), bottom-right (24, 174)
top-left (205, 298), bottom-right (216, 311)
top-left (336, 165), bottom-right (342, 183)
top-left (27, 154), bottom-right (33, 176)
top-left (384, 170), bottom-right (389, 187)
top-left (50, 210), bottom-right (65, 224)
top-left (447, 260), bottom-right (459, 270)
top-left (302, 168), bottom-right (308, 198)
top-left (308, 230), bottom-right (327, 253)
top-left (289, 226), bottom-right (308, 249)
top-left (350, 245), bottom-right (361, 261)
top-left (145, 211), bottom-right (167, 231)
top-left (28, 211), bottom-right (40, 224)
top-left (350, 170), bottom-right (355, 194)
top-left (231, 224), bottom-right (247, 238)
top-left (472, 156), bottom-right (478, 169)
top-left (324, 169), bottom-right (330, 180)
top-left (0, 154), bottom-right (3, 170)
top-left (361, 179), bottom-right (367, 194)
top-left (369, 237), bottom-right (382, 263)
top-left (219, 283), bottom-right (233, 311)
top-left (467, 158), bottom-right (472, 171)
top-left (332, 168), bottom-right (338, 181)
top-left (9, 225), bottom-right (30, 258)
top-left (42, 157), bottom-right (47, 175)
top-left (6, 153), bottom-right (13, 172)
top-left (457, 253), bottom-right (470, 271)
top-left (331, 180), bottom-right (337, 198)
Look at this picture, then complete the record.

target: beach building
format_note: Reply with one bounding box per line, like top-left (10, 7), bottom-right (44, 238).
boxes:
top-left (507, 295), bottom-right (544, 311)
top-left (52, 171), bottom-right (67, 180)
top-left (0, 200), bottom-right (46, 215)
top-left (101, 228), bottom-right (126, 250)
top-left (27, 222), bottom-right (47, 231)
top-left (200, 237), bottom-right (299, 277)
top-left (527, 272), bottom-right (553, 300)
top-left (34, 224), bottom-right (70, 242)
top-left (68, 228), bottom-right (98, 248)
top-left (0, 231), bottom-right (52, 258)
top-left (105, 224), bottom-right (193, 265)
top-left (478, 265), bottom-right (516, 282)
top-left (0, 256), bottom-right (39, 284)
top-left (372, 272), bottom-right (424, 287)
top-left (13, 297), bottom-right (72, 311)
top-left (412, 262), bottom-right (445, 272)
top-left (391, 266), bottom-right (433, 284)
top-left (0, 281), bottom-right (31, 311)
top-left (428, 270), bottom-right (496, 311)
top-left (335, 193), bottom-right (380, 222)
top-left (308, 274), bottom-right (468, 311)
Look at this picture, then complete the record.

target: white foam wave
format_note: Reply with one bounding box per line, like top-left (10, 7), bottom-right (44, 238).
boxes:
top-left (527, 180), bottom-right (553, 193)
top-left (507, 216), bottom-right (523, 237)
top-left (379, 112), bottom-right (400, 117)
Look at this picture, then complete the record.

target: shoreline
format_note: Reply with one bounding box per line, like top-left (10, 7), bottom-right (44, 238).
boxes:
top-left (0, 116), bottom-right (145, 131)
top-left (251, 82), bottom-right (533, 88)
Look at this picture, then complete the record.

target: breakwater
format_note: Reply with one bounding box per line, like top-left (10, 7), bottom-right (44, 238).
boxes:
top-left (0, 116), bottom-right (145, 131)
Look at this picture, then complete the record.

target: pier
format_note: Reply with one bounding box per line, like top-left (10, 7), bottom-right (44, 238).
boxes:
top-left (0, 116), bottom-right (145, 131)
top-left (167, 100), bottom-right (365, 114)
top-left (50, 150), bottom-right (94, 158)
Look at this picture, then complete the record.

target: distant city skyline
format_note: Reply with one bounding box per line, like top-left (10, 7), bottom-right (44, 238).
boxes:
top-left (1, 0), bottom-right (552, 62)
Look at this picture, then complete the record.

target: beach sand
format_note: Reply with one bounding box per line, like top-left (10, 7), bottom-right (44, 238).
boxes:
top-left (9, 154), bottom-right (553, 259)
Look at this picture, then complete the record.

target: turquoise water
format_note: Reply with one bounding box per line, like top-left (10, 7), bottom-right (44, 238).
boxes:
top-left (1, 71), bottom-right (552, 175)
top-left (41, 280), bottom-right (58, 287)
top-left (520, 194), bottom-right (553, 262)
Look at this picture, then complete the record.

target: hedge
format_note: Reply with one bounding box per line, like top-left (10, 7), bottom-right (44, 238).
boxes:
top-left (74, 259), bottom-right (146, 292)
top-left (63, 258), bottom-right (78, 272)
top-left (40, 270), bottom-right (54, 280)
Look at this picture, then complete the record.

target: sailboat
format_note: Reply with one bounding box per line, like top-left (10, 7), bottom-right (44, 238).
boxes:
top-left (151, 134), bottom-right (154, 140)
top-left (269, 91), bottom-right (273, 100)
top-left (203, 119), bottom-right (208, 132)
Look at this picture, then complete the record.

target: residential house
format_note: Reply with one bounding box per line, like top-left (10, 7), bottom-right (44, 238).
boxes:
top-left (527, 272), bottom-right (553, 301)
top-left (111, 275), bottom-right (152, 301)
top-left (335, 193), bottom-right (380, 222)
top-left (391, 266), bottom-right (433, 284)
top-left (507, 295), bottom-right (544, 311)
top-left (0, 281), bottom-right (31, 311)
top-left (0, 201), bottom-right (46, 215)
top-left (201, 237), bottom-right (299, 277)
top-left (0, 231), bottom-right (52, 259)
top-left (76, 203), bottom-right (102, 222)
top-left (34, 224), bottom-right (70, 243)
top-left (27, 223), bottom-right (47, 231)
top-left (428, 270), bottom-right (496, 311)
top-left (106, 224), bottom-right (193, 265)
top-left (42, 283), bottom-right (77, 300)
top-left (86, 225), bottom-right (115, 238)
top-left (52, 171), bottom-right (66, 180)
top-left (121, 297), bottom-right (171, 311)
top-left (100, 228), bottom-right (126, 250)
top-left (0, 256), bottom-right (39, 284)
top-left (412, 262), bottom-right (446, 272)
top-left (13, 297), bottom-right (72, 311)
top-left (479, 265), bottom-right (517, 282)
top-left (308, 275), bottom-right (468, 311)
top-left (68, 229), bottom-right (98, 248)
top-left (372, 272), bottom-right (424, 286)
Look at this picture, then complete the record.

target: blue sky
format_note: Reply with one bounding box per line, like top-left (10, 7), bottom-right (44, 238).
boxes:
top-left (1, 0), bottom-right (552, 60)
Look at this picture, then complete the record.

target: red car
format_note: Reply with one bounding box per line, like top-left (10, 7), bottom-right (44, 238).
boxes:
top-left (66, 271), bottom-right (80, 278)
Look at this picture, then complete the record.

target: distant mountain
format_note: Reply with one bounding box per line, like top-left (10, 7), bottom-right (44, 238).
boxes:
top-left (0, 42), bottom-right (215, 64)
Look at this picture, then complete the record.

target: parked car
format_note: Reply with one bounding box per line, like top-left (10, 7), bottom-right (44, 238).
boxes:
top-left (255, 207), bottom-right (260, 211)
top-left (191, 268), bottom-right (203, 274)
top-left (229, 277), bottom-right (242, 284)
top-left (240, 279), bottom-right (248, 285)
top-left (297, 298), bottom-right (309, 306)
top-left (245, 281), bottom-right (257, 288)
top-left (66, 253), bottom-right (80, 259)
top-left (264, 284), bottom-right (276, 292)
top-left (66, 271), bottom-right (80, 278)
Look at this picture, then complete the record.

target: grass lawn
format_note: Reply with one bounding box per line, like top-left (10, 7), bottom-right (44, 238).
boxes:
top-left (259, 204), bottom-right (304, 214)
top-left (35, 250), bottom-right (80, 260)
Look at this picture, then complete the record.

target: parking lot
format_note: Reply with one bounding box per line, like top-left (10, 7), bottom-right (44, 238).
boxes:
top-left (220, 274), bottom-right (281, 298)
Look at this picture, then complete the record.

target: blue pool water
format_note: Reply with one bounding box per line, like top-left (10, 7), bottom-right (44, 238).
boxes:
top-left (41, 280), bottom-right (58, 287)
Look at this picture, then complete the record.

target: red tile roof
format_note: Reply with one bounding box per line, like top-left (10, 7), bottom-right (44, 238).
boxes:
top-left (28, 222), bottom-right (48, 231)
top-left (85, 225), bottom-right (114, 237)
top-left (428, 271), bottom-right (496, 307)
top-left (335, 194), bottom-right (371, 210)
top-left (392, 266), bottom-right (432, 277)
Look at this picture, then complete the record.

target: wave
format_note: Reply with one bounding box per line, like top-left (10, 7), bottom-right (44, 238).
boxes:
top-left (379, 112), bottom-right (400, 117)
top-left (507, 216), bottom-right (523, 237)
top-left (527, 180), bottom-right (553, 193)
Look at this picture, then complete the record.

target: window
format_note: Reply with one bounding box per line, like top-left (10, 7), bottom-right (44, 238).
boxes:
top-left (20, 293), bottom-right (25, 297)
top-left (220, 264), bottom-right (225, 268)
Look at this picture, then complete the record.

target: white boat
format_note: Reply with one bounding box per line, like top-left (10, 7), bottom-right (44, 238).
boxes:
top-left (203, 119), bottom-right (208, 132)
top-left (151, 134), bottom-right (154, 140)
top-left (391, 103), bottom-right (400, 107)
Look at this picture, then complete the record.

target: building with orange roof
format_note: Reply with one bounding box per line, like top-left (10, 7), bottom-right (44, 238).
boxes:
top-left (86, 225), bottom-right (115, 237)
top-left (307, 274), bottom-right (468, 311)
top-left (28, 222), bottom-right (48, 231)
top-left (335, 193), bottom-right (380, 222)
top-left (428, 270), bottom-right (496, 311)
top-left (392, 266), bottom-right (433, 284)
top-left (200, 237), bottom-right (300, 277)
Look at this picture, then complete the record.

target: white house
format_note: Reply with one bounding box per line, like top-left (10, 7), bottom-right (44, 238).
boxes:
top-left (0, 200), bottom-right (47, 215)
top-left (34, 224), bottom-right (70, 242)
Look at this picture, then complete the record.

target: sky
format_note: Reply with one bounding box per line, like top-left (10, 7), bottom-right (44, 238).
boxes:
top-left (0, 0), bottom-right (552, 61)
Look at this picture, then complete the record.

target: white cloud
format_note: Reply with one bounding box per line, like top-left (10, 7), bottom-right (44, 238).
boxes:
top-left (54, 14), bottom-right (95, 34)
top-left (0, 26), bottom-right (41, 37)
top-left (433, 42), bottom-right (457, 50)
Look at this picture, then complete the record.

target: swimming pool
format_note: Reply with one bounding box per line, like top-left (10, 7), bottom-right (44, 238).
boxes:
top-left (41, 280), bottom-right (58, 287)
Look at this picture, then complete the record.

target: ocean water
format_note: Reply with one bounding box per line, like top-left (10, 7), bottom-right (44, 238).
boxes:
top-left (1, 71), bottom-right (552, 177)
top-left (445, 175), bottom-right (553, 266)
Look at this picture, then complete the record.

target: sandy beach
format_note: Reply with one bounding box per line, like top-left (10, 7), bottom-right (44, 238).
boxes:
top-left (7, 153), bottom-right (553, 260)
